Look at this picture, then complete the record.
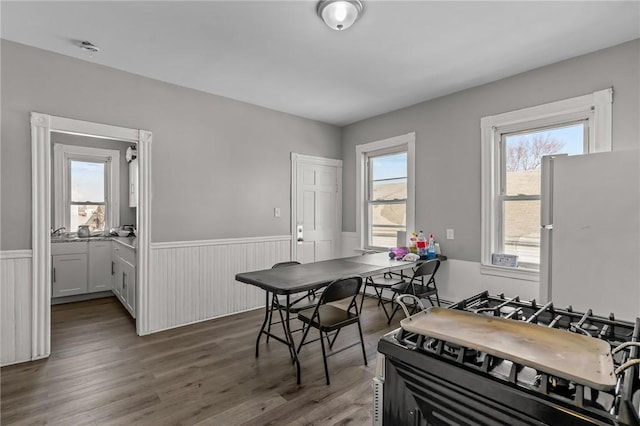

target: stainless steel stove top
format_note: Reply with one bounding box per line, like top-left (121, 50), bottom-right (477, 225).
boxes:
top-left (375, 291), bottom-right (640, 426)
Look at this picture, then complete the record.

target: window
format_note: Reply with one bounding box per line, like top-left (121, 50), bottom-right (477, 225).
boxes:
top-left (70, 160), bottom-right (107, 232)
top-left (54, 144), bottom-right (120, 234)
top-left (368, 151), bottom-right (408, 248)
top-left (356, 133), bottom-right (415, 250)
top-left (481, 89), bottom-right (612, 278)
top-left (500, 122), bottom-right (586, 267)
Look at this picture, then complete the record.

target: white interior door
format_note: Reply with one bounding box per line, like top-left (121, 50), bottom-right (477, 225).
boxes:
top-left (292, 154), bottom-right (342, 264)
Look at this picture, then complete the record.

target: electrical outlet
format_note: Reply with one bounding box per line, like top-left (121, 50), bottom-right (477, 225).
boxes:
top-left (446, 229), bottom-right (454, 240)
top-left (274, 207), bottom-right (281, 218)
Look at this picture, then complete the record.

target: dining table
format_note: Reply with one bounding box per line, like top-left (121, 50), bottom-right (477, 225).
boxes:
top-left (235, 252), bottom-right (417, 384)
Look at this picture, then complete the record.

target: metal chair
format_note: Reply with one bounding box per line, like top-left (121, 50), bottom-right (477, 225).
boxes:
top-left (266, 261), bottom-right (319, 348)
top-left (387, 259), bottom-right (441, 324)
top-left (359, 271), bottom-right (405, 321)
top-left (296, 276), bottom-right (367, 385)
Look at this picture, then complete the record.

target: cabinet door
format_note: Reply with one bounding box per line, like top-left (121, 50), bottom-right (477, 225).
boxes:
top-left (122, 261), bottom-right (136, 318)
top-left (113, 256), bottom-right (123, 298)
top-left (52, 254), bottom-right (87, 297)
top-left (129, 159), bottom-right (138, 208)
top-left (88, 241), bottom-right (113, 293)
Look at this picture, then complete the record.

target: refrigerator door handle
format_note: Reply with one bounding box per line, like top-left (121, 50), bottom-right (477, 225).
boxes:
top-left (541, 155), bottom-right (554, 227)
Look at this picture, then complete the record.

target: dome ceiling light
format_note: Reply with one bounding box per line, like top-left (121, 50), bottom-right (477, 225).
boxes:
top-left (317, 0), bottom-right (363, 31)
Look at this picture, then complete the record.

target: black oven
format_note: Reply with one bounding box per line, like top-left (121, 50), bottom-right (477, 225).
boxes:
top-left (374, 292), bottom-right (640, 426)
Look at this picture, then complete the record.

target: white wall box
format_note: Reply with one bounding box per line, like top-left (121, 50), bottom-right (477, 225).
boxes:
top-left (88, 241), bottom-right (113, 293)
top-left (129, 158), bottom-right (138, 208)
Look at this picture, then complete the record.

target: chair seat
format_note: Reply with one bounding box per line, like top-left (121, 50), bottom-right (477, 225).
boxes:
top-left (298, 305), bottom-right (359, 332)
top-left (367, 274), bottom-right (404, 288)
top-left (391, 282), bottom-right (437, 298)
top-left (391, 281), bottom-right (410, 293)
top-left (274, 293), bottom-right (319, 313)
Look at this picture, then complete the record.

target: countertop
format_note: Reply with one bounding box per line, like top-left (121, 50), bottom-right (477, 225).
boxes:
top-left (52, 235), bottom-right (136, 250)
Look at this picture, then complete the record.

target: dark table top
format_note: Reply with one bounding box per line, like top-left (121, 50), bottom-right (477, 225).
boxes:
top-left (235, 252), bottom-right (417, 295)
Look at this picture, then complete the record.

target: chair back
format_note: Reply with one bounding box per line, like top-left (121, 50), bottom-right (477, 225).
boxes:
top-left (320, 276), bottom-right (362, 306)
top-left (272, 261), bottom-right (301, 269)
top-left (413, 259), bottom-right (440, 279)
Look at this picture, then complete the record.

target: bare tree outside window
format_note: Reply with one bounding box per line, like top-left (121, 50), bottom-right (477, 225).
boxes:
top-left (502, 126), bottom-right (584, 266)
top-left (506, 134), bottom-right (565, 172)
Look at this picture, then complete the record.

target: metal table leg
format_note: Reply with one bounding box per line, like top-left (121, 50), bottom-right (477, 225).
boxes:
top-left (254, 292), bottom-right (302, 383)
top-left (283, 294), bottom-right (301, 384)
top-left (255, 291), bottom-right (271, 358)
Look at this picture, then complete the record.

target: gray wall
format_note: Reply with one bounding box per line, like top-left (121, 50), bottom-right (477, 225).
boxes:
top-left (50, 133), bottom-right (137, 229)
top-left (1, 40), bottom-right (342, 250)
top-left (342, 39), bottom-right (640, 263)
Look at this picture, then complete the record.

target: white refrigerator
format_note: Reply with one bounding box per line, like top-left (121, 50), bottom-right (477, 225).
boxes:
top-left (540, 150), bottom-right (640, 321)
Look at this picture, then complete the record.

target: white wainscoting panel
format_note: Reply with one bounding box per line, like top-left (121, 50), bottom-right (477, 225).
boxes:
top-left (149, 236), bottom-right (291, 333)
top-left (439, 259), bottom-right (539, 302)
top-left (481, 270), bottom-right (539, 301)
top-left (1, 250), bottom-right (33, 366)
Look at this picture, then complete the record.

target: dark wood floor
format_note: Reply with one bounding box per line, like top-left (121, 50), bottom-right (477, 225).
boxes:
top-left (1, 295), bottom-right (403, 425)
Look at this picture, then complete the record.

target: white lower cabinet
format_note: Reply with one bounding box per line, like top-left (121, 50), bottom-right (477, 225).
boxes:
top-left (52, 253), bottom-right (88, 297)
top-left (52, 242), bottom-right (88, 297)
top-left (88, 241), bottom-right (113, 293)
top-left (112, 242), bottom-right (136, 318)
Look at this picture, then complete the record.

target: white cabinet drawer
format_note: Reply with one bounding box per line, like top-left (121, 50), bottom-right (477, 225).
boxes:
top-left (51, 242), bottom-right (87, 255)
top-left (113, 244), bottom-right (136, 266)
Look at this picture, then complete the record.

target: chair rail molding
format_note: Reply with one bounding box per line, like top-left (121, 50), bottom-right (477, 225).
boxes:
top-left (30, 112), bottom-right (152, 362)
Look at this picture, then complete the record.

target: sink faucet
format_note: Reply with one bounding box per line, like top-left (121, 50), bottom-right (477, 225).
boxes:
top-left (51, 227), bottom-right (66, 237)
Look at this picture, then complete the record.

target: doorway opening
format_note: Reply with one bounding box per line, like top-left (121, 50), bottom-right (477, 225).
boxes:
top-left (30, 113), bottom-right (152, 361)
top-left (50, 133), bottom-right (139, 342)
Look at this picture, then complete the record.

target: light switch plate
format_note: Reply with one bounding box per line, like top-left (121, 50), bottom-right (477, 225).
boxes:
top-left (274, 207), bottom-right (281, 218)
top-left (446, 229), bottom-right (454, 240)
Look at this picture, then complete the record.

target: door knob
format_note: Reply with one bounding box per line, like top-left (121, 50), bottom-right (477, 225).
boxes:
top-left (296, 224), bottom-right (303, 242)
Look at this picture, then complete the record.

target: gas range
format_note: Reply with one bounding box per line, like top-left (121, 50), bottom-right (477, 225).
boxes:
top-left (374, 291), bottom-right (640, 425)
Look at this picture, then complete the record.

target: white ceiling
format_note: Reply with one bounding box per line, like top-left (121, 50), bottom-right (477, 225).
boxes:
top-left (2, 1), bottom-right (639, 126)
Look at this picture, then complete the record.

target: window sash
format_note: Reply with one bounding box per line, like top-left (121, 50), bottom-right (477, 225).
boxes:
top-left (367, 199), bottom-right (407, 249)
top-left (69, 159), bottom-right (107, 204)
top-left (367, 150), bottom-right (408, 202)
top-left (70, 201), bottom-right (106, 206)
top-left (366, 150), bottom-right (408, 249)
top-left (496, 121), bottom-right (588, 268)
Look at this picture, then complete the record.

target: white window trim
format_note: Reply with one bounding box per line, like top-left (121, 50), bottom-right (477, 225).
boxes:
top-left (356, 132), bottom-right (416, 250)
top-left (53, 144), bottom-right (120, 232)
top-left (481, 88), bottom-right (613, 280)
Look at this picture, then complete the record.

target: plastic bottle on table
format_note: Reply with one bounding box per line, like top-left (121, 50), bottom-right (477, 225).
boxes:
top-left (416, 231), bottom-right (427, 258)
top-left (409, 232), bottom-right (417, 254)
top-left (427, 234), bottom-right (436, 260)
